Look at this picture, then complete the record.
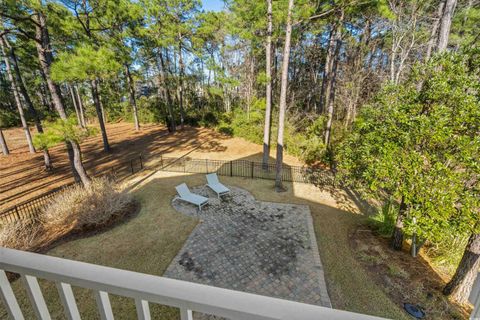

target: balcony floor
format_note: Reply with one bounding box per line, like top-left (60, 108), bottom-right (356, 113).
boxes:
top-left (165, 185), bottom-right (331, 313)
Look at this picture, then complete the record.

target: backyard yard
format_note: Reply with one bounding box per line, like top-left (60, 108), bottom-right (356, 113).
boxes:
top-left (0, 125), bottom-right (471, 319)
top-left (0, 168), bottom-right (408, 319)
top-left (1, 0), bottom-right (477, 318)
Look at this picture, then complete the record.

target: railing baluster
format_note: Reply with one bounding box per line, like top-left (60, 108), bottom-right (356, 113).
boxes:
top-left (21, 275), bottom-right (51, 320)
top-left (135, 299), bottom-right (151, 320)
top-left (0, 270), bottom-right (24, 320)
top-left (180, 307), bottom-right (193, 320)
top-left (94, 291), bottom-right (114, 320)
top-left (56, 282), bottom-right (81, 320)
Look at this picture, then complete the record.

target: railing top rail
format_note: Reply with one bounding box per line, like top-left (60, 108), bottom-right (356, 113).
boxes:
top-left (0, 247), bottom-right (383, 320)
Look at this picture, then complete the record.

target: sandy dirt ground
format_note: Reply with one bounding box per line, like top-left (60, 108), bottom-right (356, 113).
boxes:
top-left (0, 123), bottom-right (301, 211)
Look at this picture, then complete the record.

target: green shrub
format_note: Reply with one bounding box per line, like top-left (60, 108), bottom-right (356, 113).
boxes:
top-left (285, 116), bottom-right (327, 164)
top-left (368, 200), bottom-right (397, 237)
top-left (226, 104), bottom-right (264, 144)
top-left (214, 105), bottom-right (334, 165)
top-left (0, 106), bottom-right (19, 128)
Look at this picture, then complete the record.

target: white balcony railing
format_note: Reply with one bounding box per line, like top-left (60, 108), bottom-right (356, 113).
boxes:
top-left (0, 247), bottom-right (385, 320)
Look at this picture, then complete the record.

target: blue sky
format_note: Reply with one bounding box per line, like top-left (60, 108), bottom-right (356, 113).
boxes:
top-left (201, 0), bottom-right (225, 11)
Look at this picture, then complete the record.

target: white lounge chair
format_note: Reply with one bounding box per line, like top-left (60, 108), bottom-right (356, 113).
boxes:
top-left (206, 173), bottom-right (230, 198)
top-left (174, 183), bottom-right (209, 211)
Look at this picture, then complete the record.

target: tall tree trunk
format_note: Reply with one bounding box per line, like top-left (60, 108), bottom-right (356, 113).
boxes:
top-left (262, 0), bottom-right (273, 169)
top-left (437, 0), bottom-right (457, 52)
top-left (178, 41), bottom-right (185, 130)
top-left (159, 51), bottom-right (176, 132)
top-left (324, 37), bottom-right (341, 147)
top-left (0, 37), bottom-right (35, 154)
top-left (443, 232), bottom-right (480, 303)
top-left (6, 36), bottom-right (53, 169)
top-left (319, 28), bottom-right (335, 114)
top-left (33, 10), bottom-right (90, 185)
top-left (37, 86), bottom-right (51, 112)
top-left (392, 196), bottom-right (407, 250)
top-left (0, 129), bottom-right (9, 155)
top-left (70, 84), bottom-right (83, 128)
top-left (65, 141), bottom-right (81, 183)
top-left (74, 85), bottom-right (86, 126)
top-left (99, 87), bottom-right (107, 126)
top-left (90, 79), bottom-right (110, 152)
top-left (425, 1), bottom-right (445, 61)
top-left (274, 0), bottom-right (294, 191)
top-left (324, 11), bottom-right (343, 147)
top-left (125, 64), bottom-right (140, 131)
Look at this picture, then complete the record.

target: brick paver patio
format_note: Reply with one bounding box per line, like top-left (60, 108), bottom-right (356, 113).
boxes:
top-left (164, 185), bottom-right (331, 315)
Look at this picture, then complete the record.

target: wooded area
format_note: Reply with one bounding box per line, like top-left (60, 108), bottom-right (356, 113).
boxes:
top-left (0, 0), bottom-right (479, 311)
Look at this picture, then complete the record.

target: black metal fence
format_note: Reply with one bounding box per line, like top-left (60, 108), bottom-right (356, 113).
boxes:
top-left (0, 156), bottom-right (146, 225)
top-left (157, 156), bottom-right (334, 186)
top-left (0, 154), bottom-right (334, 224)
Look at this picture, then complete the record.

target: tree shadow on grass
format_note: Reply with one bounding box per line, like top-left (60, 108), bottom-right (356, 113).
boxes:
top-left (0, 125), bottom-right (228, 210)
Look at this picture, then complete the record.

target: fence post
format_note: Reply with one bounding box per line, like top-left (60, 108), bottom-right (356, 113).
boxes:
top-left (230, 161), bottom-right (233, 177)
top-left (251, 162), bottom-right (254, 179)
top-left (130, 160), bottom-right (134, 174)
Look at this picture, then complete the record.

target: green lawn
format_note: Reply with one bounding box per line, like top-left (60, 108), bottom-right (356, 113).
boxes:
top-left (2, 171), bottom-right (408, 319)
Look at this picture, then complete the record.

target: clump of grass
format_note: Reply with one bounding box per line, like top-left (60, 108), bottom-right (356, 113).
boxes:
top-left (425, 234), bottom-right (468, 276)
top-left (0, 177), bottom-right (134, 251)
top-left (368, 200), bottom-right (397, 237)
top-left (0, 219), bottom-right (44, 251)
top-left (387, 265), bottom-right (409, 279)
top-left (358, 252), bottom-right (382, 265)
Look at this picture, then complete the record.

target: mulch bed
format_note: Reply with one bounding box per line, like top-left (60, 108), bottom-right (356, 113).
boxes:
top-left (350, 225), bottom-right (471, 319)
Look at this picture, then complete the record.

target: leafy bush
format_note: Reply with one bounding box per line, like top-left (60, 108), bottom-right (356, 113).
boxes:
top-left (215, 105), bottom-right (334, 165)
top-left (337, 53), bottom-right (480, 244)
top-left (284, 116), bottom-right (328, 164)
top-left (0, 105), bottom-right (19, 128)
top-left (221, 99), bottom-right (267, 144)
top-left (135, 97), bottom-right (166, 124)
